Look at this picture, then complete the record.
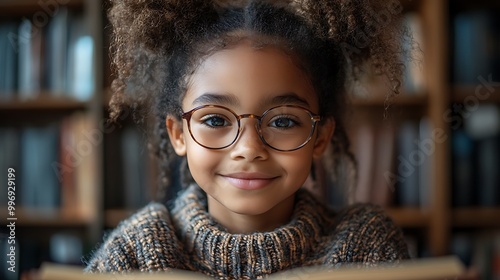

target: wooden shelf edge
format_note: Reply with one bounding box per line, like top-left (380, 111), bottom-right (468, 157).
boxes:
top-left (452, 208), bottom-right (500, 228)
top-left (451, 85), bottom-right (500, 104)
top-left (0, 0), bottom-right (84, 16)
top-left (385, 207), bottom-right (430, 228)
top-left (104, 209), bottom-right (137, 228)
top-left (0, 95), bottom-right (90, 111)
top-left (0, 207), bottom-right (92, 227)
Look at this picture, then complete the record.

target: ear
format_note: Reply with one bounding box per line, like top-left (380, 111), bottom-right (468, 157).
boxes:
top-left (312, 118), bottom-right (335, 159)
top-left (166, 115), bottom-right (187, 156)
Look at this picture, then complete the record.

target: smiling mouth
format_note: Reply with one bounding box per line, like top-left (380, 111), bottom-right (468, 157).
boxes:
top-left (221, 174), bottom-right (278, 190)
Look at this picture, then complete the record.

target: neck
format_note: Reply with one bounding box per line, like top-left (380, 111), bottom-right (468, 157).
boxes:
top-left (207, 194), bottom-right (296, 234)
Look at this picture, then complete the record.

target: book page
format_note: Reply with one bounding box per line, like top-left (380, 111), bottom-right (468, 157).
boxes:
top-left (40, 256), bottom-right (464, 280)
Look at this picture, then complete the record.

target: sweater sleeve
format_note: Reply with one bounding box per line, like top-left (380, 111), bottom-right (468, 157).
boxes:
top-left (84, 202), bottom-right (188, 272)
top-left (324, 204), bottom-right (410, 265)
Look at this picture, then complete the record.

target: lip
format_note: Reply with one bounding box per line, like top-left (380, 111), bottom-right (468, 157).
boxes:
top-left (221, 172), bottom-right (278, 190)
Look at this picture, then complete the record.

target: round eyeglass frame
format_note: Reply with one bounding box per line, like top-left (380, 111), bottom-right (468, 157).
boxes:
top-left (181, 104), bottom-right (322, 152)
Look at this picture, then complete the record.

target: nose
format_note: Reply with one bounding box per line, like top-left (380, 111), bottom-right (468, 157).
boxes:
top-left (229, 119), bottom-right (269, 161)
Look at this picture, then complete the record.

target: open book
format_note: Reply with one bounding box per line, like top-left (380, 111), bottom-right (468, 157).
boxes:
top-left (40, 256), bottom-right (464, 280)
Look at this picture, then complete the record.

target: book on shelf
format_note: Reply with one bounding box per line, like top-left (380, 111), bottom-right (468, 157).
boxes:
top-left (105, 122), bottom-right (157, 212)
top-left (39, 256), bottom-right (465, 280)
top-left (66, 13), bottom-right (94, 100)
top-left (56, 112), bottom-right (99, 218)
top-left (465, 105), bottom-right (500, 206)
top-left (417, 118), bottom-right (431, 208)
top-left (394, 120), bottom-right (421, 207)
top-left (476, 137), bottom-right (499, 206)
top-left (103, 122), bottom-right (125, 209)
top-left (451, 128), bottom-right (475, 207)
top-left (45, 7), bottom-right (69, 96)
top-left (121, 125), bottom-right (152, 210)
top-left (17, 18), bottom-right (42, 99)
top-left (350, 123), bottom-right (376, 204)
top-left (401, 12), bottom-right (426, 94)
top-left (309, 145), bottom-right (350, 209)
top-left (452, 104), bottom-right (500, 207)
top-left (59, 116), bottom-right (78, 211)
top-left (0, 22), bottom-right (17, 99)
top-left (0, 10), bottom-right (94, 101)
top-left (20, 123), bottom-right (61, 208)
top-left (453, 10), bottom-right (500, 85)
top-left (346, 117), bottom-right (433, 208)
top-left (0, 113), bottom-right (99, 214)
top-left (70, 112), bottom-right (99, 220)
top-left (451, 231), bottom-right (500, 280)
top-left (0, 127), bottom-right (20, 206)
top-left (349, 123), bottom-right (395, 207)
top-left (371, 123), bottom-right (396, 206)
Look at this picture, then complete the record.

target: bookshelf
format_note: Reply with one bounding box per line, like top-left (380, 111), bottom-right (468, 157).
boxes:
top-left (1, 0), bottom-right (499, 278)
top-left (346, 0), bottom-right (500, 278)
top-left (0, 0), bottom-right (104, 276)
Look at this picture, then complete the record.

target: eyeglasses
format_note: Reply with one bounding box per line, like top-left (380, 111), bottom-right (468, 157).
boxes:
top-left (181, 105), bottom-right (321, 152)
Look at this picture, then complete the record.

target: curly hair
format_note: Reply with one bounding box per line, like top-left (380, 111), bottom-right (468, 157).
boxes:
top-left (107, 0), bottom-right (407, 202)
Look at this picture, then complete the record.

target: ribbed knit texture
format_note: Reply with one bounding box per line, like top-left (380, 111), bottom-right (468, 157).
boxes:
top-left (85, 184), bottom-right (409, 279)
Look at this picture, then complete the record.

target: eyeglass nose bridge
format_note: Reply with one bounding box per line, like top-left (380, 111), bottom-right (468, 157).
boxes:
top-left (235, 113), bottom-right (264, 138)
top-left (237, 113), bottom-right (262, 121)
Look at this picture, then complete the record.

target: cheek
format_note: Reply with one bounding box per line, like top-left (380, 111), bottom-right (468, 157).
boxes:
top-left (277, 147), bottom-right (314, 179)
top-left (185, 138), bottom-right (221, 180)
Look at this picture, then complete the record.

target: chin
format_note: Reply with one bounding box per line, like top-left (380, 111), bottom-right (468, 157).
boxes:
top-left (224, 199), bottom-right (276, 216)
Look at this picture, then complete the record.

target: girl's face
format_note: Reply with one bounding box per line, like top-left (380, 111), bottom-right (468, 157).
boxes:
top-left (167, 41), bottom-right (333, 232)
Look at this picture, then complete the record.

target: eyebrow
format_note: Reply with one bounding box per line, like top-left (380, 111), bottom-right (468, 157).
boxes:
top-left (191, 91), bottom-right (311, 108)
top-left (191, 93), bottom-right (239, 107)
top-left (265, 93), bottom-right (311, 108)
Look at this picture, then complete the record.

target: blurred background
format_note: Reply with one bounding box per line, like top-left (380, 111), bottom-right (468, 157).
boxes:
top-left (0, 0), bottom-right (499, 279)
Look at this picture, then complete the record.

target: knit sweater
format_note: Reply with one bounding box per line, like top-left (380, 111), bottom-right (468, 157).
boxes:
top-left (85, 184), bottom-right (409, 279)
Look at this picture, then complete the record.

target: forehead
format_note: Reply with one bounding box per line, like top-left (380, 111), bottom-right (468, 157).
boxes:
top-left (183, 41), bottom-right (318, 111)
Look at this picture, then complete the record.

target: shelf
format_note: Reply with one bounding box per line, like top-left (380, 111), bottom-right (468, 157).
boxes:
top-left (451, 85), bottom-right (500, 104)
top-left (0, 95), bottom-right (89, 111)
top-left (0, 207), bottom-right (91, 227)
top-left (385, 207), bottom-right (430, 228)
top-left (451, 0), bottom-right (500, 12)
top-left (452, 208), bottom-right (500, 228)
top-left (105, 209), bottom-right (137, 228)
top-left (0, 0), bottom-right (84, 16)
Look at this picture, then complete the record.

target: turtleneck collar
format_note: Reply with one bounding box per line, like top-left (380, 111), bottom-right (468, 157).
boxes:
top-left (170, 184), bottom-right (332, 279)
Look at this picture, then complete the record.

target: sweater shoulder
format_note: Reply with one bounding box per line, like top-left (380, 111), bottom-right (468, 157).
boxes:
top-left (323, 203), bottom-right (410, 264)
top-left (335, 203), bottom-right (392, 227)
top-left (84, 202), bottom-right (186, 272)
top-left (110, 202), bottom-right (174, 238)
top-left (123, 202), bottom-right (171, 227)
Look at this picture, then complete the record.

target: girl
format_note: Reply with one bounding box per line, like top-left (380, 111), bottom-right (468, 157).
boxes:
top-left (85, 0), bottom-right (410, 278)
